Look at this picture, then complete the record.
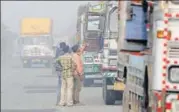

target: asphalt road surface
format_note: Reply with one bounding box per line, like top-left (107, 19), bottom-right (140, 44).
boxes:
top-left (1, 62), bottom-right (122, 112)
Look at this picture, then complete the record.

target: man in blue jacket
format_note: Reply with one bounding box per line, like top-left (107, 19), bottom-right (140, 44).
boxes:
top-left (55, 42), bottom-right (67, 105)
top-left (55, 42), bottom-right (66, 58)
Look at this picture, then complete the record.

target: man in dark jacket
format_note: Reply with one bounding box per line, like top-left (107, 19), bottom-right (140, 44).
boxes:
top-left (55, 42), bottom-right (66, 58)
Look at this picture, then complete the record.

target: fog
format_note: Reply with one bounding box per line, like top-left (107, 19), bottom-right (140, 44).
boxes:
top-left (1, 1), bottom-right (91, 38)
top-left (1, 1), bottom-right (94, 70)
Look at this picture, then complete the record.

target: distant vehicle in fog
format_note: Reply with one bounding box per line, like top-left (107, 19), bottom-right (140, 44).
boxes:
top-left (18, 18), bottom-right (54, 68)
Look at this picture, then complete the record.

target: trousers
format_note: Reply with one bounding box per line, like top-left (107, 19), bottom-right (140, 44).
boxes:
top-left (73, 75), bottom-right (82, 102)
top-left (59, 77), bottom-right (74, 105)
top-left (56, 75), bottom-right (61, 105)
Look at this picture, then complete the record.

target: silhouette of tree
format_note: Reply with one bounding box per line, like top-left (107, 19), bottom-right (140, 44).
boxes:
top-left (1, 23), bottom-right (18, 63)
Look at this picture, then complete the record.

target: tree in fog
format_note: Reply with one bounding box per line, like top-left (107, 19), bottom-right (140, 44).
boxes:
top-left (1, 23), bottom-right (17, 62)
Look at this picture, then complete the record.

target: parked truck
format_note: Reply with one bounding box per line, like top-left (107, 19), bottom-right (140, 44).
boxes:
top-left (101, 1), bottom-right (125, 105)
top-left (76, 2), bottom-right (106, 87)
top-left (19, 18), bottom-right (53, 68)
top-left (115, 0), bottom-right (179, 112)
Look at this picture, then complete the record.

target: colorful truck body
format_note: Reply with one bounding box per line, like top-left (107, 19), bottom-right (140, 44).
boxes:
top-left (101, 1), bottom-right (125, 105)
top-left (116, 0), bottom-right (179, 112)
top-left (76, 2), bottom-right (106, 86)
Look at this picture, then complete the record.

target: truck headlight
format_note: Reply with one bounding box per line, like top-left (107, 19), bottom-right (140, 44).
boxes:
top-left (169, 66), bottom-right (179, 83)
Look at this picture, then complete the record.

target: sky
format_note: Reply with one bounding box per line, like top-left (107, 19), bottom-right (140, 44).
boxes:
top-left (1, 1), bottom-right (92, 41)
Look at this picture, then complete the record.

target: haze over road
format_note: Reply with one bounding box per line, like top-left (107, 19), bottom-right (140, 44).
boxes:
top-left (1, 64), bottom-right (122, 112)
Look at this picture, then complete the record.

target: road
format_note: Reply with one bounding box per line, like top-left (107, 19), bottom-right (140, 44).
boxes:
top-left (1, 61), bottom-right (122, 112)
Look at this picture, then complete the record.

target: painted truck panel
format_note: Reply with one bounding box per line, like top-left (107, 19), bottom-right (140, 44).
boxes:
top-left (85, 38), bottom-right (101, 52)
top-left (21, 18), bottom-right (51, 35)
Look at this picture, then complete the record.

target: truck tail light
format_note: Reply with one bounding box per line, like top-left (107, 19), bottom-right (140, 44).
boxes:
top-left (157, 30), bottom-right (171, 39)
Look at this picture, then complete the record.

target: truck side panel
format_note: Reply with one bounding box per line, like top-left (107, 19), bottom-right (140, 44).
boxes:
top-left (125, 6), bottom-right (147, 40)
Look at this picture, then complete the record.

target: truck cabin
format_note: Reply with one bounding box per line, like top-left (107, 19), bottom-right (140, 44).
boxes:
top-left (86, 13), bottom-right (105, 38)
top-left (147, 0), bottom-right (179, 87)
top-left (84, 3), bottom-right (106, 52)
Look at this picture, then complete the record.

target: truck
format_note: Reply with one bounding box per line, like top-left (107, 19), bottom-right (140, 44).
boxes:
top-left (76, 2), bottom-right (106, 87)
top-left (19, 18), bottom-right (54, 68)
top-left (115, 0), bottom-right (179, 112)
top-left (101, 1), bottom-right (125, 105)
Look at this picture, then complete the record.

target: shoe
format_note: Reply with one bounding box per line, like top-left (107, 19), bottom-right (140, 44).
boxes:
top-left (74, 102), bottom-right (84, 106)
top-left (74, 101), bottom-right (80, 104)
top-left (67, 104), bottom-right (73, 107)
top-left (57, 103), bottom-right (66, 106)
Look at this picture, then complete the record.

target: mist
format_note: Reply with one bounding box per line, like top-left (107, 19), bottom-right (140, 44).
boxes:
top-left (1, 1), bottom-right (91, 37)
top-left (1, 1), bottom-right (93, 69)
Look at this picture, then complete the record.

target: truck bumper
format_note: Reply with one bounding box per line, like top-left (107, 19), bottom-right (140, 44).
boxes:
top-left (83, 73), bottom-right (102, 87)
top-left (22, 56), bottom-right (52, 67)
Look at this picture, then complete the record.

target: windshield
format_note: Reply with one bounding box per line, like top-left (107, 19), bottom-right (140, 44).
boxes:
top-left (20, 36), bottom-right (51, 45)
top-left (87, 16), bottom-right (100, 31)
top-left (87, 20), bottom-right (100, 31)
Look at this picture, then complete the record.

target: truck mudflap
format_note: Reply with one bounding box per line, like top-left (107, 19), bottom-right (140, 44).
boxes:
top-left (83, 73), bottom-right (103, 87)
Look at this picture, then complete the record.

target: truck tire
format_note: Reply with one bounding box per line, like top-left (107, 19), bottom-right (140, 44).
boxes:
top-left (105, 90), bottom-right (115, 105)
top-left (103, 78), bottom-right (115, 105)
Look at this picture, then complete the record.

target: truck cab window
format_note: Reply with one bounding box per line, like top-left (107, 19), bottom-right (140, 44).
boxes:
top-left (127, 4), bottom-right (133, 20)
top-left (87, 16), bottom-right (100, 31)
top-left (87, 20), bottom-right (100, 31)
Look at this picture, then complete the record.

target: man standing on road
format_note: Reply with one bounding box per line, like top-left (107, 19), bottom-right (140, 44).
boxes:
top-left (56, 45), bottom-right (77, 106)
top-left (55, 42), bottom-right (66, 105)
top-left (71, 43), bottom-right (87, 105)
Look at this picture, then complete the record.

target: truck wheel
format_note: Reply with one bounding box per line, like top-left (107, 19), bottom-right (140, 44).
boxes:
top-left (116, 91), bottom-right (123, 102)
top-left (103, 78), bottom-right (115, 105)
top-left (105, 90), bottom-right (115, 105)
